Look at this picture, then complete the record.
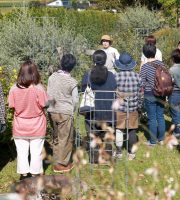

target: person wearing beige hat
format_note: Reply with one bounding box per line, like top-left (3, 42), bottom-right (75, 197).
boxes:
top-left (101, 35), bottom-right (120, 74)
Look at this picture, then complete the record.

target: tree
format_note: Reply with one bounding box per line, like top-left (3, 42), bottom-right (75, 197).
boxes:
top-left (90, 0), bottom-right (161, 10)
top-left (158, 0), bottom-right (180, 27)
top-left (91, 0), bottom-right (122, 10)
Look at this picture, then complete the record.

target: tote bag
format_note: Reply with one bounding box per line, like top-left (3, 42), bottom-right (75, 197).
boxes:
top-left (79, 73), bottom-right (95, 114)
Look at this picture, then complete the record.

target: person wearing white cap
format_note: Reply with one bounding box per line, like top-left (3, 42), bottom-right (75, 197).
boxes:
top-left (101, 35), bottom-right (119, 74)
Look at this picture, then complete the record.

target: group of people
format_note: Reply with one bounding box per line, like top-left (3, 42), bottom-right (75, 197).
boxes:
top-left (0, 34), bottom-right (179, 180)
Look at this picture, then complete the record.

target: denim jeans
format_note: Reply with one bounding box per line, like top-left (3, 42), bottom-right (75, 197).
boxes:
top-left (169, 92), bottom-right (180, 135)
top-left (144, 95), bottom-right (165, 144)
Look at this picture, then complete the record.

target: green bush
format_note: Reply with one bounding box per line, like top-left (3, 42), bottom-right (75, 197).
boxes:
top-left (0, 10), bottom-right (89, 83)
top-left (154, 28), bottom-right (180, 66)
top-left (3, 7), bottom-right (117, 48)
top-left (118, 5), bottom-right (162, 30)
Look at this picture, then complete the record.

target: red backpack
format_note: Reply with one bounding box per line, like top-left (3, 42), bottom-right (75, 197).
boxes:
top-left (152, 63), bottom-right (173, 97)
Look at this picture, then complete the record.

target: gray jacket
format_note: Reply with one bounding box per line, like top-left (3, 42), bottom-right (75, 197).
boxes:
top-left (169, 64), bottom-right (180, 90)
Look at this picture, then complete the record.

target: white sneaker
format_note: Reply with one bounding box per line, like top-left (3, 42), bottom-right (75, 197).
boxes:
top-left (113, 151), bottom-right (122, 159)
top-left (128, 153), bottom-right (136, 160)
top-left (144, 141), bottom-right (156, 146)
top-left (159, 141), bottom-right (164, 145)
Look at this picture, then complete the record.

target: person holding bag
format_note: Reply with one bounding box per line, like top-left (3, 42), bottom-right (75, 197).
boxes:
top-left (81, 50), bottom-right (117, 163)
top-left (8, 60), bottom-right (48, 180)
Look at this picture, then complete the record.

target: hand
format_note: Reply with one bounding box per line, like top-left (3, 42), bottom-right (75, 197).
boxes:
top-left (0, 124), bottom-right (6, 133)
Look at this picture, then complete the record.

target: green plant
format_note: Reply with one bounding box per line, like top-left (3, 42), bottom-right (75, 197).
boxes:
top-left (0, 10), bottom-right (89, 84)
top-left (118, 5), bottom-right (162, 30)
top-left (154, 28), bottom-right (180, 66)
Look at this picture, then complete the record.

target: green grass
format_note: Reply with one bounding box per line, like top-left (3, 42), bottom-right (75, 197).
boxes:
top-left (0, 116), bottom-right (180, 199)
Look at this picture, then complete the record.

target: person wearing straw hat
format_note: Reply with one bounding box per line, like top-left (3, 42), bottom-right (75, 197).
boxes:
top-left (100, 35), bottom-right (119, 74)
top-left (112, 52), bottom-right (143, 160)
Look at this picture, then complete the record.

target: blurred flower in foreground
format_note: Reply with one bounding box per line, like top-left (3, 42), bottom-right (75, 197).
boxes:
top-left (164, 186), bottom-right (176, 200)
top-left (164, 125), bottom-right (179, 150)
top-left (131, 144), bottom-right (138, 154)
top-left (145, 167), bottom-right (159, 181)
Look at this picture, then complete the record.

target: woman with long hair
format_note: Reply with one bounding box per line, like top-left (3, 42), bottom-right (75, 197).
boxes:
top-left (81, 50), bottom-right (117, 163)
top-left (8, 60), bottom-right (48, 180)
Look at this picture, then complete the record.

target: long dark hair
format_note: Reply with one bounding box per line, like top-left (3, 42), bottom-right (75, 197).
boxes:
top-left (17, 60), bottom-right (40, 88)
top-left (90, 50), bottom-right (108, 85)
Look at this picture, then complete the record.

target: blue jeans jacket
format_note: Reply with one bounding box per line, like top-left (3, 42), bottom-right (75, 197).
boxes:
top-left (144, 95), bottom-right (165, 144)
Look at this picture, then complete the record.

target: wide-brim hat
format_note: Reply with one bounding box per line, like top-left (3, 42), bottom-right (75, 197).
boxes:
top-left (115, 52), bottom-right (136, 71)
top-left (100, 35), bottom-right (112, 44)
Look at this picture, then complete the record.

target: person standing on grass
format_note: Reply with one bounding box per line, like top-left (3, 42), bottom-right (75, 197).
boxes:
top-left (113, 52), bottom-right (143, 160)
top-left (140, 44), bottom-right (166, 146)
top-left (8, 60), bottom-right (48, 180)
top-left (47, 54), bottom-right (78, 173)
top-left (169, 49), bottom-right (180, 138)
top-left (101, 35), bottom-right (120, 74)
top-left (0, 82), bottom-right (6, 134)
top-left (81, 50), bottom-right (117, 164)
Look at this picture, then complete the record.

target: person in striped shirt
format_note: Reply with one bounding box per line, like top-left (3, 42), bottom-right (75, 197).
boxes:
top-left (47, 54), bottom-right (78, 173)
top-left (140, 44), bottom-right (166, 146)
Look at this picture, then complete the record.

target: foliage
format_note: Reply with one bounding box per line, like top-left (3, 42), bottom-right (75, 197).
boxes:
top-left (157, 0), bottom-right (180, 27)
top-left (154, 28), bottom-right (180, 66)
top-left (27, 8), bottom-right (118, 47)
top-left (0, 66), bottom-right (17, 143)
top-left (115, 29), bottom-right (144, 69)
top-left (0, 10), bottom-right (89, 82)
top-left (92, 0), bottom-right (161, 10)
top-left (158, 0), bottom-right (179, 7)
top-left (92, 0), bottom-right (122, 10)
top-left (113, 5), bottom-right (163, 67)
top-left (117, 5), bottom-right (162, 30)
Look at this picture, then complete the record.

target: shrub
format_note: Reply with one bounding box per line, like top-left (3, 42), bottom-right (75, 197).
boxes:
top-left (0, 10), bottom-right (89, 84)
top-left (154, 28), bottom-right (180, 66)
top-left (118, 5), bottom-right (162, 30)
top-left (4, 8), bottom-right (117, 48)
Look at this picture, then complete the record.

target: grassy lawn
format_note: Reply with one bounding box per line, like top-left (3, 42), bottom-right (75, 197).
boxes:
top-left (0, 113), bottom-right (180, 199)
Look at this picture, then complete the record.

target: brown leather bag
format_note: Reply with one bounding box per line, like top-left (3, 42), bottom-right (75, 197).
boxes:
top-left (152, 63), bottom-right (173, 97)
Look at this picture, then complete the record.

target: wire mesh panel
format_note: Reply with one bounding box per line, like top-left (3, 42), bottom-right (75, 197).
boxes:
top-left (75, 90), bottom-right (131, 198)
top-left (134, 27), bottom-right (157, 38)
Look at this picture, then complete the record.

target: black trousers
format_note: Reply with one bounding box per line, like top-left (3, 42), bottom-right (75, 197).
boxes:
top-left (116, 129), bottom-right (137, 153)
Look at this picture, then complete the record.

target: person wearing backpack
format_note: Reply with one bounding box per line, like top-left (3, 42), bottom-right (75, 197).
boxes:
top-left (169, 49), bottom-right (180, 138)
top-left (140, 44), bottom-right (168, 146)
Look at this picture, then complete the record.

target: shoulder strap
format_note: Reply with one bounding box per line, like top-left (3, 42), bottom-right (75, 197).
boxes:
top-left (87, 71), bottom-right (91, 86)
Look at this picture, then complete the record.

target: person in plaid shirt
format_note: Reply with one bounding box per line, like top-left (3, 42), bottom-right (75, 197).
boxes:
top-left (113, 52), bottom-right (143, 160)
top-left (0, 82), bottom-right (6, 133)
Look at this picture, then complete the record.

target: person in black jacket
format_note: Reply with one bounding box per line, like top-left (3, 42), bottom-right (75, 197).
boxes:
top-left (81, 50), bottom-right (117, 163)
